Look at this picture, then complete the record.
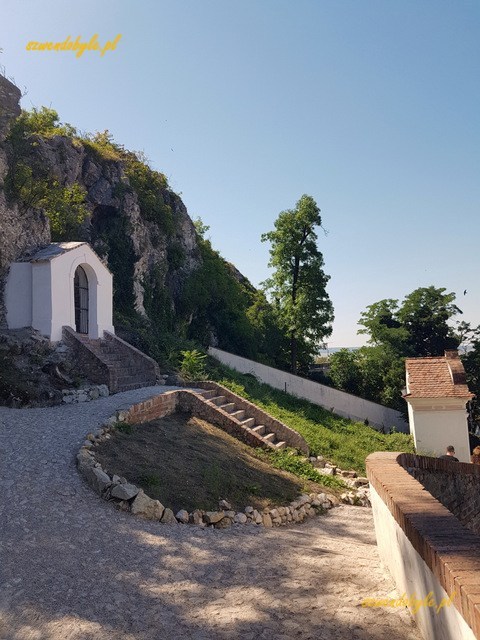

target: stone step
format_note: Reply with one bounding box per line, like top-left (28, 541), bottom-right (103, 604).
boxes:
top-left (241, 417), bottom-right (255, 429)
top-left (198, 389), bottom-right (217, 400)
top-left (251, 425), bottom-right (266, 436)
top-left (275, 441), bottom-right (287, 450)
top-left (117, 381), bottom-right (154, 392)
top-left (219, 403), bottom-right (236, 413)
top-left (231, 410), bottom-right (246, 421)
top-left (209, 396), bottom-right (227, 406)
top-left (117, 376), bottom-right (155, 386)
top-left (263, 432), bottom-right (276, 444)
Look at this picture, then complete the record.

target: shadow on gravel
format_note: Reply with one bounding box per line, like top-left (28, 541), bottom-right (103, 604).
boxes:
top-left (0, 507), bottom-right (421, 640)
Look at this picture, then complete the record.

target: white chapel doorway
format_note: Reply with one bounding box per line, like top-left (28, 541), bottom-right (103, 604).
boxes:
top-left (74, 265), bottom-right (89, 334)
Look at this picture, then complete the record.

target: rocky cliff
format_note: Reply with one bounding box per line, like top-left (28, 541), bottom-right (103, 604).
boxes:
top-left (0, 76), bottom-right (50, 324)
top-left (0, 74), bottom-right (201, 330)
top-left (0, 73), bottom-right (283, 367)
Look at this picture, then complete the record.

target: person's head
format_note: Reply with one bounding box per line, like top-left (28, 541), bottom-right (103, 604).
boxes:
top-left (473, 446), bottom-right (480, 456)
top-left (446, 445), bottom-right (456, 456)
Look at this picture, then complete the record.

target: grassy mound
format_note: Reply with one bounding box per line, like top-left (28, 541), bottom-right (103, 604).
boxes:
top-left (94, 413), bottom-right (338, 513)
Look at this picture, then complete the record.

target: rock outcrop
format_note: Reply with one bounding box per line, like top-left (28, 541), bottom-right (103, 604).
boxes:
top-left (0, 73), bottom-right (201, 328)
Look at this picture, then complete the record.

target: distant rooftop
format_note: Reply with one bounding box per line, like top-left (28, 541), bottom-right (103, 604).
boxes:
top-left (405, 350), bottom-right (474, 399)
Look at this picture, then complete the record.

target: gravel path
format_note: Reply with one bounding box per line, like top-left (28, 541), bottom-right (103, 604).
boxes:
top-left (0, 386), bottom-right (421, 640)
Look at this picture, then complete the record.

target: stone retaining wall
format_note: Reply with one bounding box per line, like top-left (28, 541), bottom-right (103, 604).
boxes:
top-left (367, 452), bottom-right (480, 640)
top-left (402, 454), bottom-right (480, 536)
top-left (62, 384), bottom-right (109, 404)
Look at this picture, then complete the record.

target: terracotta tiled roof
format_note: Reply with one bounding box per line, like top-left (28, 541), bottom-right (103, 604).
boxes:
top-left (405, 352), bottom-right (474, 399)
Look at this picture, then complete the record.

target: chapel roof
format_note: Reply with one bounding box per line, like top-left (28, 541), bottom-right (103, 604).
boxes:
top-left (404, 350), bottom-right (474, 399)
top-left (27, 242), bottom-right (87, 263)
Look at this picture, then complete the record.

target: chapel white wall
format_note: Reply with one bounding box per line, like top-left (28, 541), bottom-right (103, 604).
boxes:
top-left (5, 262), bottom-right (33, 328)
top-left (407, 399), bottom-right (470, 463)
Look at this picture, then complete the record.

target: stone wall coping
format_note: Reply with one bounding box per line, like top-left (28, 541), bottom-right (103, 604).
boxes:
top-left (366, 451), bottom-right (480, 638)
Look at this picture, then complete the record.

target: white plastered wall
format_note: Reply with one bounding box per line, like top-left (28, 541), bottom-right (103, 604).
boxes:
top-left (406, 397), bottom-right (471, 463)
top-left (50, 245), bottom-right (114, 341)
top-left (5, 244), bottom-right (114, 341)
top-left (370, 484), bottom-right (475, 640)
top-left (5, 262), bottom-right (33, 328)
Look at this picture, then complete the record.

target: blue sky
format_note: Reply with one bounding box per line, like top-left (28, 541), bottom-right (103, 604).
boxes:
top-left (1, 1), bottom-right (479, 347)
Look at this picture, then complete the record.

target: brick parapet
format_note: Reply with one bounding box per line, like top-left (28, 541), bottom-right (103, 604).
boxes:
top-left (63, 326), bottom-right (113, 388)
top-left (115, 389), bottom-right (274, 451)
top-left (104, 331), bottom-right (160, 382)
top-left (367, 452), bottom-right (480, 638)
top-left (189, 381), bottom-right (309, 454)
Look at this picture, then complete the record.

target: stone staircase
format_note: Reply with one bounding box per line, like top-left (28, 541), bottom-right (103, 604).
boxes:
top-left (63, 327), bottom-right (159, 393)
top-left (197, 388), bottom-right (287, 450)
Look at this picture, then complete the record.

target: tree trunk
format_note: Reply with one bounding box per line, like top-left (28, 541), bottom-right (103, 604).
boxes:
top-left (291, 332), bottom-right (297, 375)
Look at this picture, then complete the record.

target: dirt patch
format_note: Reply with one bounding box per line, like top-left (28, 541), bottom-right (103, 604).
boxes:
top-left (95, 412), bottom-right (327, 512)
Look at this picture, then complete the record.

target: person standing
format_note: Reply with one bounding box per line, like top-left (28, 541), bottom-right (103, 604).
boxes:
top-left (438, 445), bottom-right (459, 462)
top-left (471, 446), bottom-right (480, 465)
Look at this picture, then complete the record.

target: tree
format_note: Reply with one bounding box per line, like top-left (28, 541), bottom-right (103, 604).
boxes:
top-left (329, 346), bottom-right (406, 411)
top-left (358, 286), bottom-right (462, 357)
top-left (330, 286), bottom-right (465, 412)
top-left (261, 194), bottom-right (334, 374)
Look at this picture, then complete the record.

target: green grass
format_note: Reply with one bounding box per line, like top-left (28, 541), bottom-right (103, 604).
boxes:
top-left (254, 448), bottom-right (347, 489)
top-left (208, 362), bottom-right (414, 475)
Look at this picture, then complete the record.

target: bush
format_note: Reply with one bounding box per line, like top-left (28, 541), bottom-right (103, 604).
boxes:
top-left (180, 349), bottom-right (207, 381)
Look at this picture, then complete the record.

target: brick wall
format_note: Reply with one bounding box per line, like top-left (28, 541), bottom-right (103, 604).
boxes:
top-left (402, 454), bottom-right (480, 535)
top-left (367, 452), bottom-right (480, 639)
top-left (63, 327), bottom-right (112, 387)
top-left (117, 391), bottom-right (179, 424)
top-left (115, 389), bottom-right (273, 450)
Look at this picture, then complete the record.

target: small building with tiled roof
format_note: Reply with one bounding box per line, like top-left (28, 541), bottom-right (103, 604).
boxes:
top-left (5, 242), bottom-right (114, 341)
top-left (404, 350), bottom-right (474, 463)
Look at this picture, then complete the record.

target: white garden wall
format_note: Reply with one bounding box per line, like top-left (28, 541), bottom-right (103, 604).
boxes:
top-left (370, 484), bottom-right (475, 640)
top-left (208, 347), bottom-right (408, 432)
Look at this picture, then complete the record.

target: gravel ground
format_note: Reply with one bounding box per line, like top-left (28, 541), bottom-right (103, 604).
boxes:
top-left (0, 386), bottom-right (421, 640)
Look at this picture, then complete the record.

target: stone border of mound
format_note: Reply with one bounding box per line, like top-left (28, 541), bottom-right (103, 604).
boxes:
top-left (76, 389), bottom-right (340, 528)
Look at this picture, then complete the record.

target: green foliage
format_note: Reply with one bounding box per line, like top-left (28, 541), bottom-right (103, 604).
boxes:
top-left (5, 162), bottom-right (89, 241)
top-left (208, 361), bottom-right (414, 474)
top-left (81, 130), bottom-right (123, 162)
top-left (329, 346), bottom-right (406, 411)
top-left (255, 448), bottom-right (347, 489)
top-left (261, 194), bottom-right (334, 373)
top-left (92, 208), bottom-right (137, 315)
top-left (349, 286), bottom-right (464, 411)
top-left (115, 422), bottom-right (133, 434)
top-left (5, 106), bottom-right (88, 240)
top-left (179, 237), bottom-right (257, 355)
top-left (123, 151), bottom-right (173, 233)
top-left (39, 181), bottom-right (89, 241)
top-left (8, 106), bottom-right (77, 140)
top-left (359, 286), bottom-right (462, 357)
top-left (193, 217), bottom-right (210, 238)
top-left (180, 349), bottom-right (207, 381)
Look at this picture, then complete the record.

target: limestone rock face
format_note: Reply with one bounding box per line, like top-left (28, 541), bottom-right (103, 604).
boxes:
top-left (0, 74), bottom-right (202, 329)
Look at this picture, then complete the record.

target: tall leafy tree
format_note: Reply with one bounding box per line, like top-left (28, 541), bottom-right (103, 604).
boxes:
top-left (261, 194), bottom-right (334, 374)
top-left (358, 286), bottom-right (462, 357)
